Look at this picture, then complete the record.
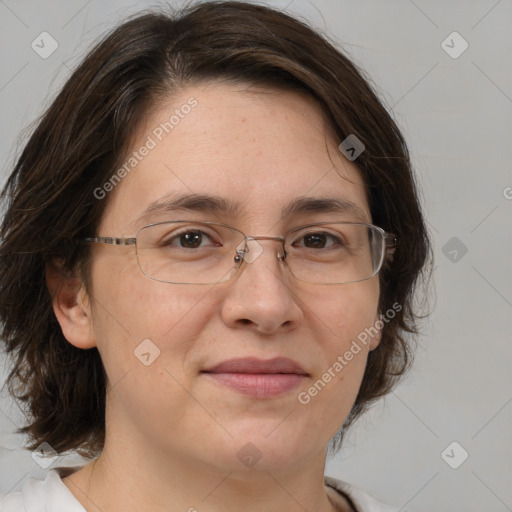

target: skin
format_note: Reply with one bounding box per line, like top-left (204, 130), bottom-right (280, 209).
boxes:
top-left (48, 81), bottom-right (382, 512)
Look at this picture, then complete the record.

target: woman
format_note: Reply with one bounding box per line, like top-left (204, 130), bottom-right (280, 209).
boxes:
top-left (0, 1), bottom-right (431, 511)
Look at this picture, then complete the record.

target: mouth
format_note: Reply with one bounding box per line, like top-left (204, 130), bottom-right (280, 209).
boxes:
top-left (201, 357), bottom-right (309, 398)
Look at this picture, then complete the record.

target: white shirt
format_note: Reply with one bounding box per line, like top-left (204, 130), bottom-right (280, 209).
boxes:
top-left (0, 466), bottom-right (398, 512)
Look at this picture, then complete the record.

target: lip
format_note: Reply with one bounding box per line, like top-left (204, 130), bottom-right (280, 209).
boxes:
top-left (202, 357), bottom-right (309, 398)
top-left (204, 357), bottom-right (308, 375)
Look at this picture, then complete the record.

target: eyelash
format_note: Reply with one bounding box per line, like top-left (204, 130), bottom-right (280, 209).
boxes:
top-left (161, 228), bottom-right (345, 250)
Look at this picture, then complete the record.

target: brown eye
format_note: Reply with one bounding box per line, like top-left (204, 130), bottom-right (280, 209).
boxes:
top-left (160, 229), bottom-right (219, 249)
top-left (293, 231), bottom-right (343, 250)
top-left (303, 233), bottom-right (330, 249)
top-left (177, 231), bottom-right (205, 249)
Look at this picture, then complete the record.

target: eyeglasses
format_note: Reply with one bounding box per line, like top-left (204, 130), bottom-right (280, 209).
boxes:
top-left (82, 220), bottom-right (396, 285)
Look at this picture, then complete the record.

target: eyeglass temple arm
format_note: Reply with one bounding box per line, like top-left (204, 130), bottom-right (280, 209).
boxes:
top-left (82, 237), bottom-right (136, 246)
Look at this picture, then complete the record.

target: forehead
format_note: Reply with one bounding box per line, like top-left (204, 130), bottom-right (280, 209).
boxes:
top-left (99, 81), bottom-right (370, 233)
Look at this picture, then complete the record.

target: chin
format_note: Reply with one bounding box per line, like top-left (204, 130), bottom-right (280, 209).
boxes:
top-left (209, 421), bottom-right (322, 473)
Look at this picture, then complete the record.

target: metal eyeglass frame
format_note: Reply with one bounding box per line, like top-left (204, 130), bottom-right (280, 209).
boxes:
top-left (82, 219), bottom-right (397, 285)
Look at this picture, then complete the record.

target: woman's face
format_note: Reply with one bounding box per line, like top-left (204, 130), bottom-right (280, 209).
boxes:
top-left (77, 81), bottom-right (381, 474)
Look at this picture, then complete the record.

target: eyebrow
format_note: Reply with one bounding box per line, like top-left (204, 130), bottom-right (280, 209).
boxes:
top-left (137, 193), bottom-right (242, 225)
top-left (283, 196), bottom-right (369, 222)
top-left (136, 193), bottom-right (370, 225)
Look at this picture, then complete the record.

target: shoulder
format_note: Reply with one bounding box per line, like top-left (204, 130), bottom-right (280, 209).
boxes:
top-left (0, 466), bottom-right (86, 512)
top-left (324, 475), bottom-right (400, 512)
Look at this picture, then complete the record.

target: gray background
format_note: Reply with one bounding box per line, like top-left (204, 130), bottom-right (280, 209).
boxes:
top-left (0, 1), bottom-right (511, 511)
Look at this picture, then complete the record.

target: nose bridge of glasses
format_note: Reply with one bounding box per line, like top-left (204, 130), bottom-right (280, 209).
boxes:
top-left (236, 235), bottom-right (286, 264)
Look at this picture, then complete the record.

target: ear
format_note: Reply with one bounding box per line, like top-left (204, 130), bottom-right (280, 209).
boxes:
top-left (46, 259), bottom-right (96, 349)
top-left (369, 311), bottom-right (383, 351)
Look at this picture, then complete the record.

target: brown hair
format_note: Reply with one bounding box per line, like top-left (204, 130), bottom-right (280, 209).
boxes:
top-left (0, 0), bottom-right (432, 458)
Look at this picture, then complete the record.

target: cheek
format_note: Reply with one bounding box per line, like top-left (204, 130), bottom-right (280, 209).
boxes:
top-left (299, 278), bottom-right (380, 345)
top-left (89, 257), bottom-right (215, 379)
top-left (292, 280), bottom-right (379, 414)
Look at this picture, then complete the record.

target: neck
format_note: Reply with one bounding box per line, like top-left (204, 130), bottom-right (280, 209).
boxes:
top-left (62, 398), bottom-right (351, 512)
top-left (63, 442), bottom-right (350, 512)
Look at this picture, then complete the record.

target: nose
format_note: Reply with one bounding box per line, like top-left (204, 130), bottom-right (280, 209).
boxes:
top-left (220, 237), bottom-right (303, 335)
